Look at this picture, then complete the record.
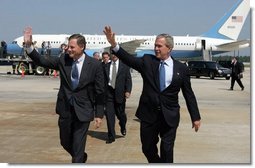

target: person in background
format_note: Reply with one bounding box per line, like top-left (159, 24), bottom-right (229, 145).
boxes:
top-left (23, 27), bottom-right (105, 163)
top-left (102, 51), bottom-right (111, 64)
top-left (101, 51), bottom-right (111, 114)
top-left (59, 43), bottom-right (68, 55)
top-left (46, 41), bottom-right (52, 56)
top-left (41, 41), bottom-right (46, 55)
top-left (0, 41), bottom-right (7, 57)
top-left (93, 51), bottom-right (100, 61)
top-left (230, 56), bottom-right (244, 91)
top-left (104, 26), bottom-right (201, 163)
top-left (103, 53), bottom-right (132, 144)
top-left (33, 41), bottom-right (39, 52)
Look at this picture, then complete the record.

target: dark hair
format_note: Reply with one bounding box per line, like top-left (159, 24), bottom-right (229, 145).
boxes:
top-left (69, 34), bottom-right (86, 51)
top-left (102, 51), bottom-right (110, 56)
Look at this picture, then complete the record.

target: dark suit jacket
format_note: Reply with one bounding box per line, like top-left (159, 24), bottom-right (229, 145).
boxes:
top-left (28, 49), bottom-right (105, 122)
top-left (104, 60), bottom-right (132, 104)
top-left (231, 62), bottom-right (243, 77)
top-left (113, 47), bottom-right (201, 127)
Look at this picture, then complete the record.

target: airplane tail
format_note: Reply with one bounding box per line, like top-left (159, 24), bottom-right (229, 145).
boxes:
top-left (201, 0), bottom-right (250, 40)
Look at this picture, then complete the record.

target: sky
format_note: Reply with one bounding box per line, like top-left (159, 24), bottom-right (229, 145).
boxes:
top-left (0, 0), bottom-right (252, 56)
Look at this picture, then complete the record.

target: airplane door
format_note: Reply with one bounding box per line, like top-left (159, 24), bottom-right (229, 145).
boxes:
top-left (201, 39), bottom-right (211, 61)
top-left (201, 39), bottom-right (206, 50)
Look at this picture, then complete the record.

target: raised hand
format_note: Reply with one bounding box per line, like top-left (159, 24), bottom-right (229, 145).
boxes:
top-left (103, 26), bottom-right (117, 47)
top-left (23, 26), bottom-right (33, 47)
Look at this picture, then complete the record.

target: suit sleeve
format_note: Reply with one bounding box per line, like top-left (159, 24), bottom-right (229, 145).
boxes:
top-left (113, 47), bottom-right (143, 72)
top-left (28, 49), bottom-right (60, 70)
top-left (94, 62), bottom-right (105, 118)
top-left (181, 65), bottom-right (201, 122)
top-left (125, 67), bottom-right (132, 93)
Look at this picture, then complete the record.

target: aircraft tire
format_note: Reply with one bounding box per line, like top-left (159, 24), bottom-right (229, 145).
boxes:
top-left (17, 62), bottom-right (29, 75)
top-left (35, 65), bottom-right (45, 75)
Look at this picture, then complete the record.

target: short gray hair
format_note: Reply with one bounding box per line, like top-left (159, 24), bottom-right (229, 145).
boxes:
top-left (156, 33), bottom-right (174, 48)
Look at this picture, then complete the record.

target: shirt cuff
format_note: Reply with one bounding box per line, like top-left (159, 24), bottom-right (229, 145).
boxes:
top-left (112, 44), bottom-right (120, 53)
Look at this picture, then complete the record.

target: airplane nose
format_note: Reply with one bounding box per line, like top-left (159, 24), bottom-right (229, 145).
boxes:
top-left (6, 44), bottom-right (23, 56)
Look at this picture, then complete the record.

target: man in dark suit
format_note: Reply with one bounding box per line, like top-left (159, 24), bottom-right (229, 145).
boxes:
top-left (103, 53), bottom-right (132, 143)
top-left (230, 56), bottom-right (244, 91)
top-left (23, 27), bottom-right (104, 163)
top-left (104, 26), bottom-right (201, 163)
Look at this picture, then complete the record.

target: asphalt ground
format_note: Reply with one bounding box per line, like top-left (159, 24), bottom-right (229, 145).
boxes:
top-left (0, 65), bottom-right (251, 164)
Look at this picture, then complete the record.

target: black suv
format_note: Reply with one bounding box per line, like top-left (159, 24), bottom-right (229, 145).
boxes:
top-left (187, 61), bottom-right (231, 80)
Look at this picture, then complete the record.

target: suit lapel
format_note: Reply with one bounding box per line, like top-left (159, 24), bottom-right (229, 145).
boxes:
top-left (169, 61), bottom-right (176, 87)
top-left (117, 61), bottom-right (123, 78)
top-left (105, 62), bottom-right (111, 82)
top-left (152, 59), bottom-right (160, 90)
top-left (165, 59), bottom-right (178, 89)
top-left (63, 55), bottom-right (73, 88)
top-left (77, 54), bottom-right (91, 89)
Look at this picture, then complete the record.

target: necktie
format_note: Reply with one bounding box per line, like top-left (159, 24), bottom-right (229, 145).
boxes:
top-left (111, 62), bottom-right (117, 89)
top-left (159, 61), bottom-right (165, 91)
top-left (71, 60), bottom-right (79, 90)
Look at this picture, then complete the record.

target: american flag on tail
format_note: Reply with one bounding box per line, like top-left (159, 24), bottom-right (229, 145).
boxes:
top-left (231, 16), bottom-right (243, 22)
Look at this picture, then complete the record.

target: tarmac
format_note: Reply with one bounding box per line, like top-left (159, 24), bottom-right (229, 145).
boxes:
top-left (0, 65), bottom-right (251, 164)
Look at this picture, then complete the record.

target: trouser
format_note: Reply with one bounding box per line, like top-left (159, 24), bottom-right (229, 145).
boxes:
top-left (140, 114), bottom-right (177, 163)
top-left (231, 75), bottom-right (244, 89)
top-left (105, 87), bottom-right (127, 139)
top-left (58, 106), bottom-right (90, 163)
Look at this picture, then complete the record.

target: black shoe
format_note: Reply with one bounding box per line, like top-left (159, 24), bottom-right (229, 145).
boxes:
top-left (229, 88), bottom-right (233, 90)
top-left (84, 152), bottom-right (88, 163)
top-left (106, 138), bottom-right (115, 144)
top-left (241, 87), bottom-right (244, 91)
top-left (121, 128), bottom-right (126, 136)
top-left (72, 152), bottom-right (87, 163)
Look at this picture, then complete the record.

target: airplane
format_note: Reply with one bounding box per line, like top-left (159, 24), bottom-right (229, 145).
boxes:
top-left (6, 0), bottom-right (250, 60)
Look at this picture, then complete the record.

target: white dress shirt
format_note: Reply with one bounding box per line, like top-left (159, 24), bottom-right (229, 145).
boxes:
top-left (161, 56), bottom-right (173, 88)
top-left (72, 54), bottom-right (85, 80)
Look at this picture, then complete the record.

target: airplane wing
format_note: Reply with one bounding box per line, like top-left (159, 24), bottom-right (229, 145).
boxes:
top-left (216, 39), bottom-right (250, 49)
top-left (104, 39), bottom-right (146, 55)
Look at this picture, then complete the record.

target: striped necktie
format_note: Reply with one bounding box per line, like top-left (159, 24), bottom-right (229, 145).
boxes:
top-left (71, 60), bottom-right (79, 90)
top-left (111, 61), bottom-right (117, 89)
top-left (159, 61), bottom-right (166, 91)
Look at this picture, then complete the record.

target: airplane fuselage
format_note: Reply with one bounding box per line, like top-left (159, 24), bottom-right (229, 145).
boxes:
top-left (7, 34), bottom-right (248, 58)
